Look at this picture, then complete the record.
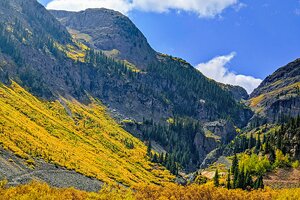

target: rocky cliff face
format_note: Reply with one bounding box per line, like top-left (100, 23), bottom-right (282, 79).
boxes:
top-left (249, 59), bottom-right (300, 125)
top-left (203, 120), bottom-right (237, 143)
top-left (194, 131), bottom-right (219, 167)
top-left (50, 9), bottom-right (157, 69)
top-left (222, 84), bottom-right (249, 101)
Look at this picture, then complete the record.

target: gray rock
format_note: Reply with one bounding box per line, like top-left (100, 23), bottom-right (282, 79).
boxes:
top-left (0, 147), bottom-right (103, 192)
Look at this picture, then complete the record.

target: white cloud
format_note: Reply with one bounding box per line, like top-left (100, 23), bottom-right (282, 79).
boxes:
top-left (196, 52), bottom-right (262, 94)
top-left (46, 0), bottom-right (239, 17)
top-left (47, 0), bottom-right (133, 14)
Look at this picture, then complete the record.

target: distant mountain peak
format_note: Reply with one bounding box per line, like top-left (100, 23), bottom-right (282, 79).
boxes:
top-left (50, 8), bottom-right (157, 69)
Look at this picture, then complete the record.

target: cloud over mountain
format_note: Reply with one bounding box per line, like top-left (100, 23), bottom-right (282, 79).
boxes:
top-left (46, 0), bottom-right (239, 17)
top-left (196, 52), bottom-right (262, 94)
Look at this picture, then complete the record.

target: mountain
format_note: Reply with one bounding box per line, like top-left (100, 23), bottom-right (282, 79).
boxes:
top-left (50, 9), bottom-right (157, 69)
top-left (49, 9), bottom-right (252, 126)
top-left (0, 1), bottom-right (252, 126)
top-left (48, 8), bottom-right (254, 171)
top-left (249, 59), bottom-right (300, 125)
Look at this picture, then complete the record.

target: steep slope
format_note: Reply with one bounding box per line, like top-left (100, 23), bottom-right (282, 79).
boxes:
top-left (220, 84), bottom-right (249, 101)
top-left (50, 9), bottom-right (252, 127)
top-left (0, 82), bottom-right (173, 186)
top-left (249, 59), bottom-right (300, 125)
top-left (50, 9), bottom-right (157, 69)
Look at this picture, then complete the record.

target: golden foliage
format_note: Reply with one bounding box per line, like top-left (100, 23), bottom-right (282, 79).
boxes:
top-left (0, 82), bottom-right (173, 186)
top-left (1, 182), bottom-right (299, 200)
top-left (55, 41), bottom-right (89, 62)
top-left (250, 94), bottom-right (265, 107)
top-left (122, 60), bottom-right (141, 73)
top-left (134, 183), bottom-right (300, 200)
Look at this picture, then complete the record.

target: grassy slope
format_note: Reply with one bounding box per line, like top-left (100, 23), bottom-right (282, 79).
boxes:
top-left (0, 82), bottom-right (173, 186)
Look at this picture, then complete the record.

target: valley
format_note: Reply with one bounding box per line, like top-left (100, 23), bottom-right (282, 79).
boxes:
top-left (0, 0), bottom-right (299, 199)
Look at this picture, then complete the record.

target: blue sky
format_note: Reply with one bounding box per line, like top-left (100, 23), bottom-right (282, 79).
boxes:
top-left (38, 0), bottom-right (300, 93)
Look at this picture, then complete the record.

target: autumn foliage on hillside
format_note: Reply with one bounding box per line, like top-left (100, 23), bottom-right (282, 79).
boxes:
top-left (0, 82), bottom-right (173, 186)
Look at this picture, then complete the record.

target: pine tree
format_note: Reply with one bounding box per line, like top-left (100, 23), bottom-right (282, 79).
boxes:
top-left (231, 154), bottom-right (239, 189)
top-left (254, 175), bottom-right (264, 189)
top-left (264, 137), bottom-right (270, 154)
top-left (245, 171), bottom-right (253, 188)
top-left (214, 169), bottom-right (220, 187)
top-left (159, 153), bottom-right (164, 164)
top-left (237, 165), bottom-right (245, 189)
top-left (226, 169), bottom-right (231, 189)
top-left (233, 167), bottom-right (239, 189)
top-left (255, 135), bottom-right (261, 153)
top-left (248, 133), bottom-right (254, 149)
top-left (269, 148), bottom-right (276, 164)
top-left (231, 154), bottom-right (238, 175)
top-left (152, 153), bottom-right (158, 163)
top-left (147, 140), bottom-right (152, 157)
top-left (262, 134), bottom-right (266, 144)
top-left (276, 130), bottom-right (282, 150)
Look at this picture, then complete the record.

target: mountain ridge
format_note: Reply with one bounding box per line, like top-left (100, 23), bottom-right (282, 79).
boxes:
top-left (50, 8), bottom-right (157, 69)
top-left (249, 58), bottom-right (300, 125)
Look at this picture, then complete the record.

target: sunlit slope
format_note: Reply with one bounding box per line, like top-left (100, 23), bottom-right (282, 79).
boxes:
top-left (0, 82), bottom-right (173, 186)
top-left (249, 59), bottom-right (300, 124)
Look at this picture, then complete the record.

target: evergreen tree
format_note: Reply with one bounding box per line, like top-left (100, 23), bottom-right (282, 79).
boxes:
top-left (248, 133), bottom-right (254, 149)
top-left (152, 153), bottom-right (158, 163)
top-left (245, 171), bottom-right (253, 189)
top-left (147, 140), bottom-right (152, 157)
top-left (237, 165), bottom-right (245, 189)
top-left (262, 134), bottom-right (266, 144)
top-left (276, 130), bottom-right (282, 150)
top-left (226, 169), bottom-right (231, 189)
top-left (255, 135), bottom-right (261, 153)
top-left (214, 169), bottom-right (220, 187)
top-left (269, 148), bottom-right (276, 164)
top-left (254, 175), bottom-right (264, 189)
top-left (264, 137), bottom-right (270, 154)
top-left (231, 154), bottom-right (239, 189)
top-left (159, 153), bottom-right (164, 164)
top-left (231, 154), bottom-right (238, 175)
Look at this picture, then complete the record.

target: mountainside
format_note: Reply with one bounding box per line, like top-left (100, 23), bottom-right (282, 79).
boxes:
top-left (0, 81), bottom-right (173, 186)
top-left (220, 84), bottom-right (249, 101)
top-left (49, 9), bottom-right (252, 126)
top-left (50, 9), bottom-right (157, 69)
top-left (0, 0), bottom-right (252, 126)
top-left (249, 59), bottom-right (300, 125)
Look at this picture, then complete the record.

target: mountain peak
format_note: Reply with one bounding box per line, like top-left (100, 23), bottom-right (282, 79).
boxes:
top-left (50, 8), bottom-right (157, 69)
